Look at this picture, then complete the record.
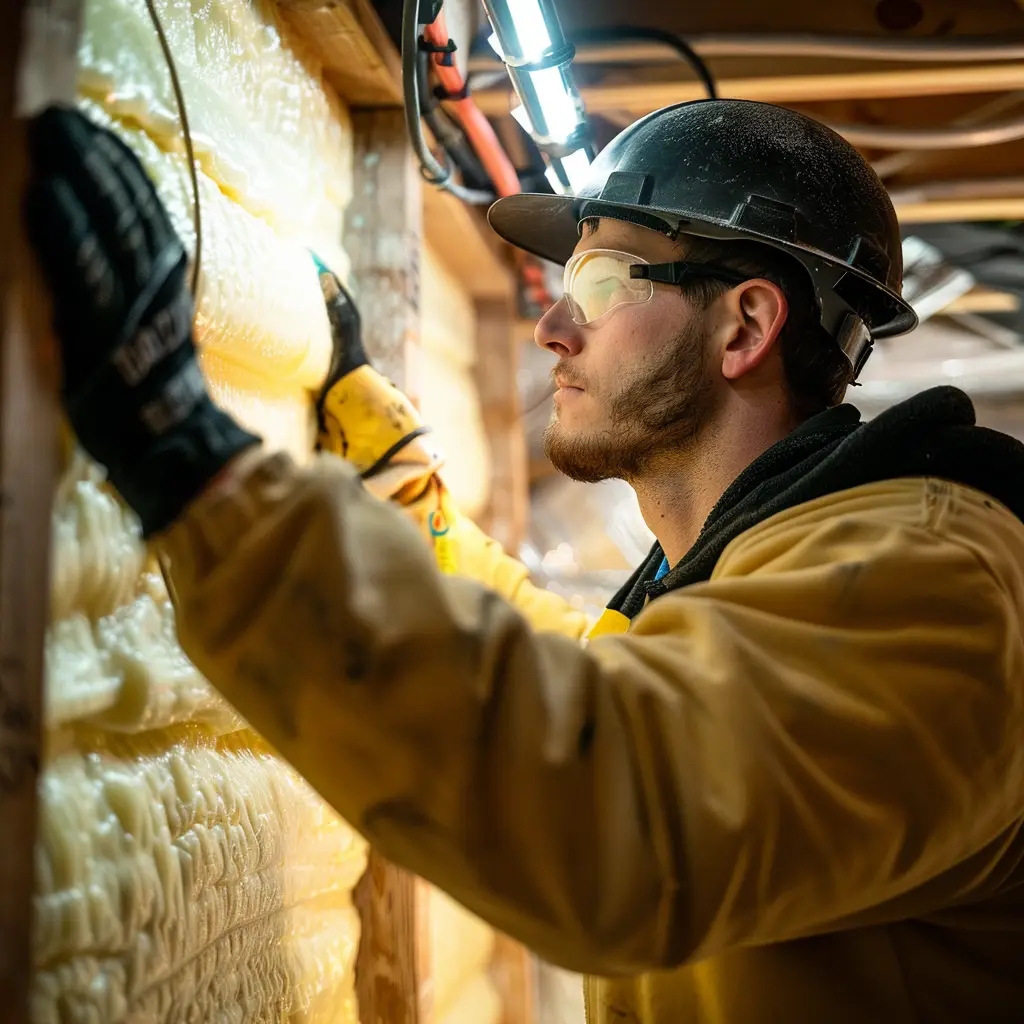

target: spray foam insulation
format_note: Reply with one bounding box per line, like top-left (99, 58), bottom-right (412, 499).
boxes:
top-left (36, 1), bottom-right (499, 1021)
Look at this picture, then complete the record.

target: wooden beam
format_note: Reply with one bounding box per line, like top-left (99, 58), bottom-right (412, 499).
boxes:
top-left (491, 935), bottom-right (537, 1024)
top-left (474, 62), bottom-right (1024, 116)
top-left (896, 196), bottom-right (1024, 222)
top-left (472, 39), bottom-right (1024, 73)
top-left (277, 0), bottom-right (403, 107)
top-left (876, 134), bottom-right (1024, 192)
top-left (2, 1), bottom-right (79, 1020)
top-left (473, 300), bottom-right (529, 555)
top-left (354, 855), bottom-right (425, 1024)
top-left (553, 0), bottom-right (1024, 37)
top-left (946, 288), bottom-right (1021, 313)
top-left (422, 184), bottom-right (514, 302)
top-left (346, 108), bottom-right (423, 393)
top-left (346, 107), bottom-right (425, 1024)
top-left (868, 92), bottom-right (1024, 182)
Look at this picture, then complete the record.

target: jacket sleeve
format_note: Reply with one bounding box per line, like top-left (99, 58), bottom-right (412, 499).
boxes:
top-left (320, 364), bottom-right (589, 640)
top-left (159, 452), bottom-right (1024, 976)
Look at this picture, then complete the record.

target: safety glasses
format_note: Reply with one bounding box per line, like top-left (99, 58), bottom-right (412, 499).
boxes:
top-left (562, 248), bottom-right (748, 326)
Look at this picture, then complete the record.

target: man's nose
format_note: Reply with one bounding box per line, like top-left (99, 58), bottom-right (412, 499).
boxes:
top-left (534, 297), bottom-right (584, 358)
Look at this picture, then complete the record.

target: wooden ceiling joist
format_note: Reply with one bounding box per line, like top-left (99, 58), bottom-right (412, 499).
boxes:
top-left (946, 288), bottom-right (1021, 314)
top-left (896, 196), bottom-right (1024, 222)
top-left (555, 0), bottom-right (1024, 39)
top-left (473, 62), bottom-right (1024, 116)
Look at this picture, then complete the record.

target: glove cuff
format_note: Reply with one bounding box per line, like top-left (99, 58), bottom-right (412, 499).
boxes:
top-left (109, 401), bottom-right (262, 538)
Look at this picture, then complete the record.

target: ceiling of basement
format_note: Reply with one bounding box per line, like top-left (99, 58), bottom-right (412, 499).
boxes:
top-left (470, 0), bottom-right (1024, 203)
top-left (469, 0), bottom-right (1024, 481)
top-left (368, 0), bottom-right (1024, 590)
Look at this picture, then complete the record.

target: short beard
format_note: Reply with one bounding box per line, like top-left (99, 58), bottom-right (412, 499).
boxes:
top-left (543, 318), bottom-right (716, 483)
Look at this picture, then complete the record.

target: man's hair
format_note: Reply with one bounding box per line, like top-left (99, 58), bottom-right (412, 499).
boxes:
top-left (676, 234), bottom-right (854, 420)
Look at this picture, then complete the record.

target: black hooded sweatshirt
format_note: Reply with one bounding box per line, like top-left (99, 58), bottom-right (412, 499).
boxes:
top-left (610, 385), bottom-right (1024, 619)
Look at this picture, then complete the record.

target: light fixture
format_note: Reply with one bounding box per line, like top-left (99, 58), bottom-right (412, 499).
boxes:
top-left (544, 146), bottom-right (592, 194)
top-left (480, 0), bottom-right (592, 191)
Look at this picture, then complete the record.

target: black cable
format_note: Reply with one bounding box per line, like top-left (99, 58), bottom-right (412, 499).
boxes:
top-left (416, 51), bottom-right (492, 191)
top-left (401, 0), bottom-right (494, 204)
top-left (143, 0), bottom-right (202, 295)
top-left (570, 26), bottom-right (718, 100)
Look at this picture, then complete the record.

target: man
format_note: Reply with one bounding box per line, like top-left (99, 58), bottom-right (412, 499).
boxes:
top-left (24, 99), bottom-right (1024, 1023)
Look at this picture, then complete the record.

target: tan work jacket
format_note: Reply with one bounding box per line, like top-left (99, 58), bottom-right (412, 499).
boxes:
top-left (157, 367), bottom-right (1024, 1023)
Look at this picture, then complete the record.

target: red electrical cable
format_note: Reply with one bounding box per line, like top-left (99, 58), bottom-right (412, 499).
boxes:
top-left (423, 11), bottom-right (521, 197)
top-left (423, 10), bottom-right (554, 311)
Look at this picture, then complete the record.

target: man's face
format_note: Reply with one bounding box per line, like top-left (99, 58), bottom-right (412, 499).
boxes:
top-left (536, 217), bottom-right (719, 483)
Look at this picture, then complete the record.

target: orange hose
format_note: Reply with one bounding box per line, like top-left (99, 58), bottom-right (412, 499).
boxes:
top-left (423, 12), bottom-right (521, 197)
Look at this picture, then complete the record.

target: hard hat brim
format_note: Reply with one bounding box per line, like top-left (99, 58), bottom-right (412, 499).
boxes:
top-left (487, 193), bottom-right (580, 267)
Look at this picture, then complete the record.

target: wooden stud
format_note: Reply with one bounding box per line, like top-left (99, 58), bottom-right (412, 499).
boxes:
top-left (346, 106), bottom-right (427, 1024)
top-left (491, 934), bottom-right (538, 1024)
top-left (1, 0), bottom-right (82, 1019)
top-left (346, 108), bottom-right (423, 395)
top-left (473, 300), bottom-right (529, 555)
top-left (354, 855), bottom-right (425, 1024)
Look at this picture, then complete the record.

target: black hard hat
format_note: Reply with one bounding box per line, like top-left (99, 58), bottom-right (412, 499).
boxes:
top-left (488, 99), bottom-right (918, 374)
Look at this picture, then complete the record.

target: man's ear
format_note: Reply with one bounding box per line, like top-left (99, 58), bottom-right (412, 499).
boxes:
top-left (717, 279), bottom-right (788, 381)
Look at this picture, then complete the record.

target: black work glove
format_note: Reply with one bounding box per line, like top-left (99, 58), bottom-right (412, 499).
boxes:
top-left (24, 105), bottom-right (260, 537)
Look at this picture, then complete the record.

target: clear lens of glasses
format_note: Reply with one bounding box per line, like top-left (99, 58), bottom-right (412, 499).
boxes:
top-left (563, 248), bottom-right (654, 325)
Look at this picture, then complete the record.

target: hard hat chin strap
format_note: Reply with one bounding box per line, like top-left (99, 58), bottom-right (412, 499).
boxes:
top-left (836, 313), bottom-right (873, 382)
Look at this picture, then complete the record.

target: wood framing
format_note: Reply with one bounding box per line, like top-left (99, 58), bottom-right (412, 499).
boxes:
top-left (491, 934), bottom-right (538, 1024)
top-left (1, 0), bottom-right (79, 1018)
top-left (947, 288), bottom-right (1021, 314)
top-left (422, 185), bottom-right (515, 302)
top-left (345, 106), bottom-right (426, 1024)
top-left (278, 0), bottom-right (403, 106)
top-left (475, 40), bottom-right (1024, 70)
top-left (474, 62), bottom-right (1024, 117)
top-left (553, 0), bottom-right (1024, 37)
top-left (346, 108), bottom-right (423, 394)
top-left (896, 197), bottom-right (1024, 222)
top-left (354, 856), bottom-right (425, 1024)
top-left (473, 299), bottom-right (529, 555)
